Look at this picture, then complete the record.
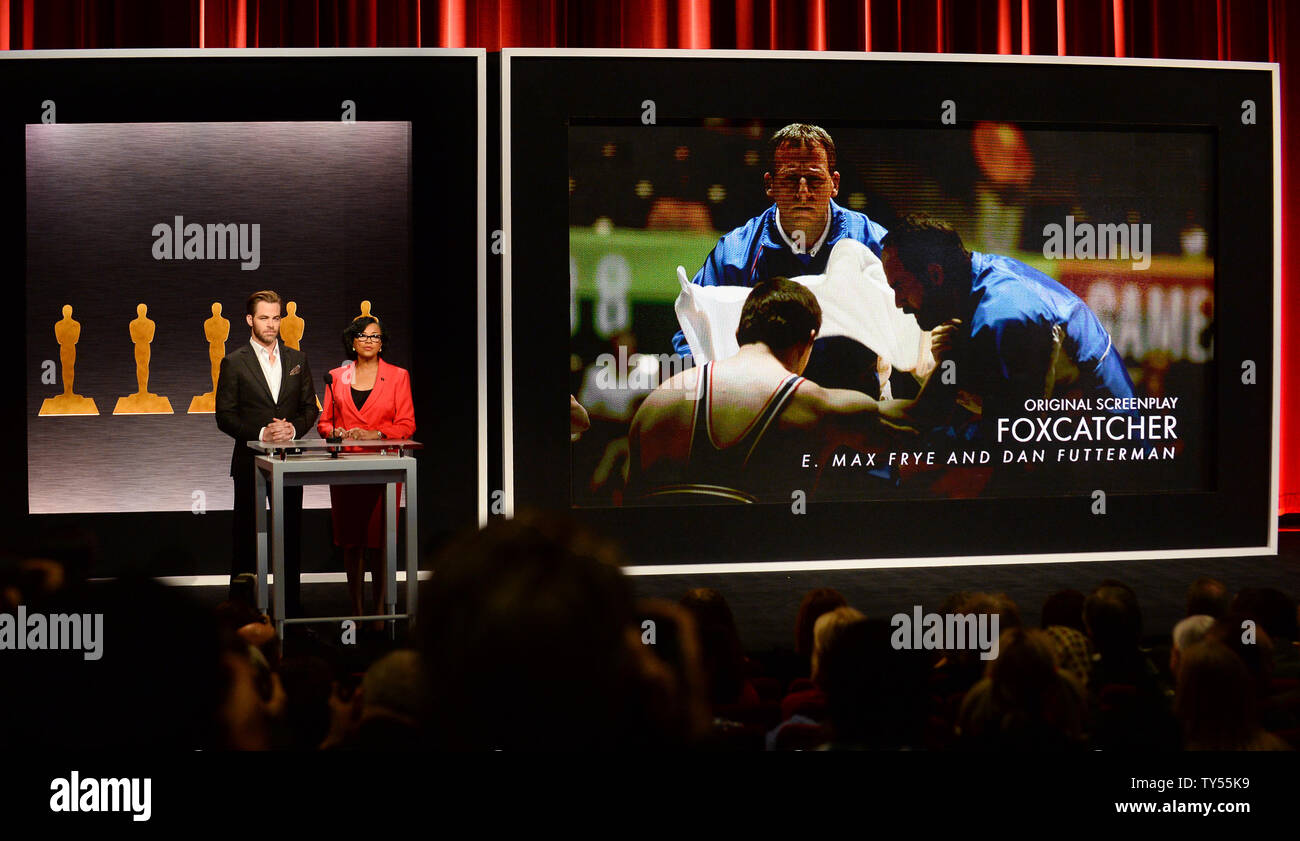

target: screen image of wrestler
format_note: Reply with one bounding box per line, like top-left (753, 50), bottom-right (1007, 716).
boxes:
top-left (568, 121), bottom-right (1214, 506)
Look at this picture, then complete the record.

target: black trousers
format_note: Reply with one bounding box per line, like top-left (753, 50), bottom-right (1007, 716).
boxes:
top-left (232, 463), bottom-right (303, 617)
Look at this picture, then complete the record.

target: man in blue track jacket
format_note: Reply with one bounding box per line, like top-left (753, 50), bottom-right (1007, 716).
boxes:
top-left (671, 124), bottom-right (889, 363)
top-left (877, 214), bottom-right (1137, 438)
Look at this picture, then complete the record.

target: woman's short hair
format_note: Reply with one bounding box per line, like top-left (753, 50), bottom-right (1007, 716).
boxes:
top-left (795, 588), bottom-right (848, 660)
top-left (811, 606), bottom-right (866, 685)
top-left (342, 316), bottom-right (387, 360)
top-left (1175, 639), bottom-right (1263, 749)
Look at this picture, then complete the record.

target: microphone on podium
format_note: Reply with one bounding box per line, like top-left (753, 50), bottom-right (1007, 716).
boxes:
top-left (324, 372), bottom-right (343, 446)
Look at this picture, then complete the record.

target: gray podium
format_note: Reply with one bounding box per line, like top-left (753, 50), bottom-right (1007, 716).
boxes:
top-left (248, 439), bottom-right (422, 640)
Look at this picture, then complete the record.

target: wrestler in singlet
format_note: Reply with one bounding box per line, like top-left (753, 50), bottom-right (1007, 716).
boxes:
top-left (642, 361), bottom-right (806, 504)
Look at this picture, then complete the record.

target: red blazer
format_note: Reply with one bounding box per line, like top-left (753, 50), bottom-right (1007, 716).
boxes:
top-left (317, 358), bottom-right (416, 440)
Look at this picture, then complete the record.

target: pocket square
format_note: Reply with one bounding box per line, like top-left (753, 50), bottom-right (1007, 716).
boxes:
top-left (288, 364), bottom-right (302, 376)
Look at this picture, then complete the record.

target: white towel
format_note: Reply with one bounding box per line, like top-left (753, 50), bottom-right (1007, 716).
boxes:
top-left (674, 239), bottom-right (933, 375)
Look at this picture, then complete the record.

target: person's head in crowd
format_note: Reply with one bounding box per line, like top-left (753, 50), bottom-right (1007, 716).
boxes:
top-left (1170, 615), bottom-right (1216, 679)
top-left (735, 277), bottom-right (822, 374)
top-left (1042, 625), bottom-right (1092, 688)
top-left (956, 592), bottom-right (1022, 660)
top-left (417, 512), bottom-right (670, 749)
top-left (275, 656), bottom-right (335, 750)
top-left (238, 618), bottom-right (278, 661)
top-left (939, 591), bottom-right (970, 612)
top-left (680, 587), bottom-right (750, 708)
top-left (322, 651), bottom-right (430, 751)
top-left (960, 592), bottom-right (1023, 632)
top-left (220, 644), bottom-right (272, 750)
top-left (794, 588), bottom-right (848, 665)
top-left (215, 598), bottom-right (260, 633)
top-left (1205, 612), bottom-right (1275, 696)
top-left (215, 600), bottom-right (280, 670)
top-left (1231, 588), bottom-right (1299, 644)
top-left (935, 590), bottom-right (971, 642)
top-left (1084, 583), bottom-right (1142, 660)
top-left (811, 606), bottom-right (866, 686)
top-left (1175, 639), bottom-right (1285, 750)
top-left (1041, 589), bottom-right (1087, 633)
top-left (2, 527), bottom-right (100, 604)
top-left (986, 628), bottom-right (1058, 694)
top-left (246, 643), bottom-right (279, 706)
top-left (1186, 577), bottom-right (1230, 619)
top-left (963, 627), bottom-right (1087, 749)
top-left (931, 592), bottom-right (1021, 694)
top-left (360, 650), bottom-right (427, 727)
top-left (0, 576), bottom-right (244, 750)
top-left (635, 599), bottom-right (711, 743)
top-left (818, 618), bottom-right (931, 749)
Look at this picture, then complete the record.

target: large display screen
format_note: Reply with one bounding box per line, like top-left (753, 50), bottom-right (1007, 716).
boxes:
top-left (3, 49), bottom-right (487, 573)
top-left (569, 122), bottom-right (1215, 507)
top-left (506, 51), bottom-right (1277, 567)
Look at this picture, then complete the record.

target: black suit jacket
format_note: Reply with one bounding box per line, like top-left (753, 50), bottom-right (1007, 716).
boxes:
top-left (215, 341), bottom-right (319, 477)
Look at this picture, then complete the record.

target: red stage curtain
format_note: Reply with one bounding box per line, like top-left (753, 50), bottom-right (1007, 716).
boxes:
top-left (4, 0), bottom-right (1297, 513)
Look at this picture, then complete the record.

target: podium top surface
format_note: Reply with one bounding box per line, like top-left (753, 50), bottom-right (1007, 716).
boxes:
top-left (247, 438), bottom-right (423, 454)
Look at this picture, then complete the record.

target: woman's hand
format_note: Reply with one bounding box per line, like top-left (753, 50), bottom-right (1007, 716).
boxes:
top-left (346, 428), bottom-right (382, 441)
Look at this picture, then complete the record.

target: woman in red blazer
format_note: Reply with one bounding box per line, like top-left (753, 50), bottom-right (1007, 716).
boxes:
top-left (317, 316), bottom-right (415, 622)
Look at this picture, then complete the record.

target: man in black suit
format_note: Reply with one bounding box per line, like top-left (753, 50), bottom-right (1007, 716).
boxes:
top-left (216, 290), bottom-right (318, 616)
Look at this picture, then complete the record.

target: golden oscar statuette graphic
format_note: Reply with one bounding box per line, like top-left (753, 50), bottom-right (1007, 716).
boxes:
top-left (113, 303), bottom-right (173, 414)
top-left (281, 300), bottom-right (305, 349)
top-left (188, 302), bottom-right (229, 413)
top-left (354, 299), bottom-right (376, 322)
top-left (39, 304), bottom-right (99, 415)
top-left (281, 301), bottom-right (321, 410)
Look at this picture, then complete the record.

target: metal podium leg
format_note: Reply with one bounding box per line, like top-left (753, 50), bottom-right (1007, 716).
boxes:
top-left (405, 462), bottom-right (418, 629)
top-left (385, 481), bottom-right (398, 639)
top-left (254, 464), bottom-right (269, 615)
top-left (271, 466), bottom-right (286, 640)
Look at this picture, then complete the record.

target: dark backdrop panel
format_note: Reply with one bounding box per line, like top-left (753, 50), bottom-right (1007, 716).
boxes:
top-left (4, 52), bottom-right (482, 577)
top-left (26, 121), bottom-right (412, 513)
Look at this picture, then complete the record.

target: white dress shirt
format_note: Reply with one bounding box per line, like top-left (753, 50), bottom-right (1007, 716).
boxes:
top-left (774, 206), bottom-right (832, 257)
top-left (250, 338), bottom-right (282, 441)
